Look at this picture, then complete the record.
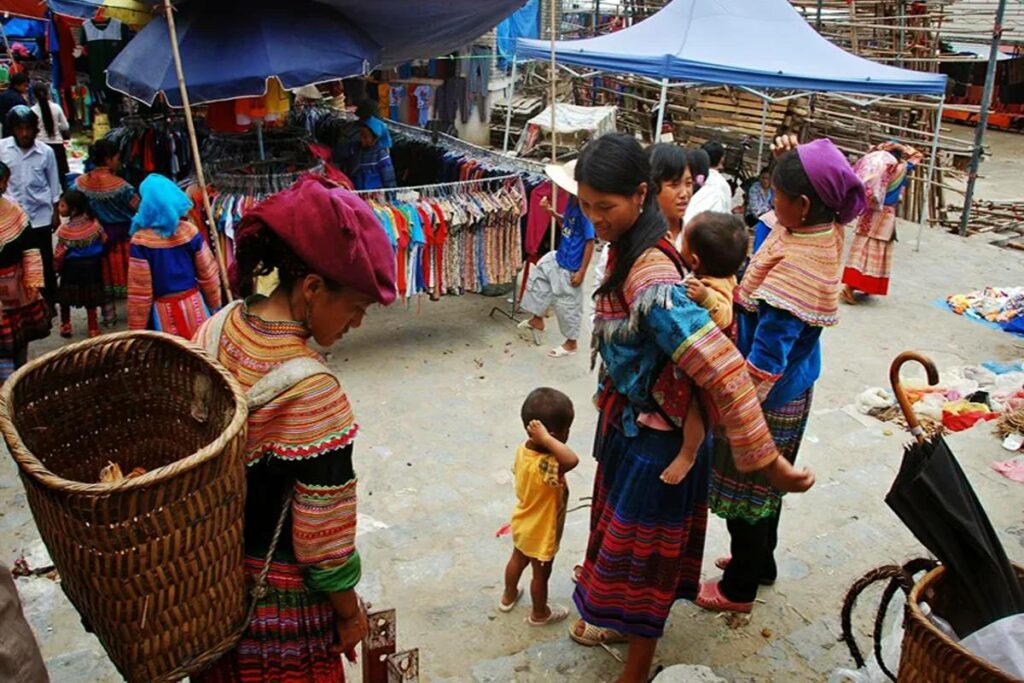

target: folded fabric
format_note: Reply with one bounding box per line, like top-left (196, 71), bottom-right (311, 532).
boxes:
top-left (942, 399), bottom-right (992, 415)
top-left (991, 456), bottom-right (1024, 484)
top-left (941, 410), bottom-right (999, 432)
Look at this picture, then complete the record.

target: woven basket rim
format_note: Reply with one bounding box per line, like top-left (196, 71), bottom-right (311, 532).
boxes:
top-left (0, 330), bottom-right (248, 495)
top-left (906, 563), bottom-right (1024, 677)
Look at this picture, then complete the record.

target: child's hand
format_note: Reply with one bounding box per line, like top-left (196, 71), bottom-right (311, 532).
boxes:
top-left (684, 275), bottom-right (708, 304)
top-left (527, 420), bottom-right (556, 448)
top-left (539, 196), bottom-right (555, 217)
top-left (660, 452), bottom-right (696, 485)
top-left (763, 456), bottom-right (816, 493)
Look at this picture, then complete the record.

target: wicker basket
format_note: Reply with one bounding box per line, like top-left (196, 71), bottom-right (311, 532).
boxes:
top-left (0, 331), bottom-right (249, 682)
top-left (899, 564), bottom-right (1024, 682)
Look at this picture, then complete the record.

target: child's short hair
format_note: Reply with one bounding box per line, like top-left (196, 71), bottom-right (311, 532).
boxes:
top-left (61, 189), bottom-right (93, 218)
top-left (686, 212), bottom-right (748, 278)
top-left (521, 387), bottom-right (575, 435)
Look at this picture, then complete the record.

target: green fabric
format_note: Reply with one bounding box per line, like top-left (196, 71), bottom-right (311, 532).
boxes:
top-left (304, 551), bottom-right (362, 593)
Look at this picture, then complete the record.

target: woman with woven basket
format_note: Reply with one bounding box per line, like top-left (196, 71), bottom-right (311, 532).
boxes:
top-left (193, 176), bottom-right (397, 682)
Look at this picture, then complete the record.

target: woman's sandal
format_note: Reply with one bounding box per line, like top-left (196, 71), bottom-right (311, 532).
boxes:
top-left (695, 581), bottom-right (753, 614)
top-left (571, 564), bottom-right (583, 584)
top-left (498, 588), bottom-right (523, 613)
top-left (527, 604), bottom-right (570, 626)
top-left (569, 618), bottom-right (628, 646)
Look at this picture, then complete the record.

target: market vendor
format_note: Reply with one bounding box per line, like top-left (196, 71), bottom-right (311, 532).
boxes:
top-left (568, 132), bottom-right (814, 683)
top-left (346, 99), bottom-right (397, 190)
top-left (192, 176), bottom-right (396, 682)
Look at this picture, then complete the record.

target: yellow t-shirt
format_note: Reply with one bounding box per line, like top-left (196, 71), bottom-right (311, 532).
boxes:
top-left (510, 444), bottom-right (569, 562)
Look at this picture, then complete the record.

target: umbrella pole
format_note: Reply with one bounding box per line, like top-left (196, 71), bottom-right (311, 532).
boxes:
top-left (503, 57), bottom-right (517, 153)
top-left (163, 0), bottom-right (233, 301)
top-left (549, 0), bottom-right (557, 252)
top-left (915, 97), bottom-right (944, 252)
top-left (889, 352), bottom-right (940, 445)
top-left (757, 96), bottom-right (769, 169)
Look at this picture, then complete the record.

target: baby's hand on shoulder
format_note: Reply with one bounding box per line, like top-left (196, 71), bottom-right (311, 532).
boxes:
top-left (684, 275), bottom-right (708, 304)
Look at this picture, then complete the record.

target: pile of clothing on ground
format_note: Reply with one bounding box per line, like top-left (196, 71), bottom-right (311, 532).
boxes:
top-left (946, 287), bottom-right (1024, 336)
top-left (855, 359), bottom-right (1024, 435)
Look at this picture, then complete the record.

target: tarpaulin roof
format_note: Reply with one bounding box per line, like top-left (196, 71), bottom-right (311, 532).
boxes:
top-left (0, 0), bottom-right (48, 19)
top-left (515, 0), bottom-right (947, 96)
top-left (107, 1), bottom-right (379, 106)
top-left (108, 0), bottom-right (525, 67)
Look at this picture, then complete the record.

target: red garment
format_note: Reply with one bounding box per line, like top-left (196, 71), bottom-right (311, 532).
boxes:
top-left (234, 177), bottom-right (396, 305)
top-left (941, 410), bottom-right (999, 432)
top-left (430, 202), bottom-right (447, 291)
top-left (525, 181), bottom-right (569, 256)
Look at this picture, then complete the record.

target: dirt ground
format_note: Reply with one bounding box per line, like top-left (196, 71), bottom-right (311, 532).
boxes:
top-left (1, 126), bottom-right (1022, 683)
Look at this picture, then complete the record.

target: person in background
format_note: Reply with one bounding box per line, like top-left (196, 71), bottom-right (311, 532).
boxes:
top-left (126, 174), bottom-right (221, 339)
top-left (0, 73), bottom-right (30, 131)
top-left (500, 388), bottom-right (579, 626)
top-left (649, 143), bottom-right (693, 251)
top-left (349, 99), bottom-right (396, 190)
top-left (744, 166), bottom-right (773, 228)
top-left (0, 106), bottom-right (61, 311)
top-left (700, 136), bottom-right (864, 614)
top-left (842, 140), bottom-right (923, 305)
top-left (0, 561), bottom-right (49, 683)
top-left (54, 189), bottom-right (106, 339)
top-left (568, 133), bottom-right (813, 683)
top-left (31, 83), bottom-right (70, 184)
top-left (518, 160), bottom-right (595, 359)
top-left (74, 139), bottom-right (140, 326)
top-left (193, 176), bottom-right (396, 683)
top-left (0, 161), bottom-right (51, 381)
top-left (699, 140), bottom-right (734, 212)
top-left (682, 147), bottom-right (714, 226)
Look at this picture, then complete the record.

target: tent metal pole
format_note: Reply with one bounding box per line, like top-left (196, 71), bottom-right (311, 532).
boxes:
top-left (757, 96), bottom-right (769, 169)
top-left (549, 0), bottom-right (557, 252)
top-left (915, 97), bottom-right (944, 252)
top-left (163, 0), bottom-right (233, 299)
top-left (958, 0), bottom-right (1007, 237)
top-left (654, 78), bottom-right (668, 141)
top-left (503, 57), bottom-right (518, 153)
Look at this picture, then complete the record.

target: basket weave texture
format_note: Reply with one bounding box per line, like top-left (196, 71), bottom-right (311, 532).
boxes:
top-left (0, 331), bottom-right (249, 682)
top-left (899, 564), bottom-right (1024, 682)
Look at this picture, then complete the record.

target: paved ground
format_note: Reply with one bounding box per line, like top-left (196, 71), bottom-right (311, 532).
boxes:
top-left (2, 137), bottom-right (1023, 682)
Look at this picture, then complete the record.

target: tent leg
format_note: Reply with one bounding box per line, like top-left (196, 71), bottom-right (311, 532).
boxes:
top-left (756, 97), bottom-right (769, 169)
top-left (654, 78), bottom-right (668, 142)
top-left (915, 98), bottom-right (944, 252)
top-left (549, 0), bottom-right (557, 252)
top-left (503, 58), bottom-right (518, 153)
top-left (163, 0), bottom-right (233, 300)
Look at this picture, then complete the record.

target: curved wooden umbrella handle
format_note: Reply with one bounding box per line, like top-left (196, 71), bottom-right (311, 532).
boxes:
top-left (889, 351), bottom-right (940, 445)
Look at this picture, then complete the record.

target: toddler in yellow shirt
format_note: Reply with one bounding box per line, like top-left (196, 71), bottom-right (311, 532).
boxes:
top-left (500, 387), bottom-right (580, 625)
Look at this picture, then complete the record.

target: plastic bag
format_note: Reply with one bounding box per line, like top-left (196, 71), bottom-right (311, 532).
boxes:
top-left (960, 613), bottom-right (1024, 679)
top-left (829, 601), bottom-right (904, 683)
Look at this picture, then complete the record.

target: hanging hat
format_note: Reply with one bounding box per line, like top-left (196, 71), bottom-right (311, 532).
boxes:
top-left (545, 160), bottom-right (578, 196)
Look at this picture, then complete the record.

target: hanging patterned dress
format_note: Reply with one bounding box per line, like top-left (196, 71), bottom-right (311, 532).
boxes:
top-left (575, 240), bottom-right (777, 639)
top-left (74, 167), bottom-right (140, 319)
top-left (192, 298), bottom-right (361, 683)
top-left (842, 151), bottom-right (910, 297)
top-left (126, 221), bottom-right (221, 339)
top-left (0, 199), bottom-right (51, 380)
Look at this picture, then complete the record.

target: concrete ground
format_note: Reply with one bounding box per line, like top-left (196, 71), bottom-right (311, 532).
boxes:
top-left (2, 137), bottom-right (1023, 681)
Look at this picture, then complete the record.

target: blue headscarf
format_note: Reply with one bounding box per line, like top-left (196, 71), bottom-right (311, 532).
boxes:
top-left (131, 174), bottom-right (192, 237)
top-left (364, 116), bottom-right (393, 150)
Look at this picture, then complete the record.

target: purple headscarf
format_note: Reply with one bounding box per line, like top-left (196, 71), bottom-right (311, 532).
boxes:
top-left (796, 139), bottom-right (867, 224)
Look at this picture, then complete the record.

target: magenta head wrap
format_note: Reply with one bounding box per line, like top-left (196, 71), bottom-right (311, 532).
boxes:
top-left (235, 175), bottom-right (397, 305)
top-left (795, 139), bottom-right (867, 224)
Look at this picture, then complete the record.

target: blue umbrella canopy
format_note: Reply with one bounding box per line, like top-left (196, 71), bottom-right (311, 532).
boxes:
top-left (106, 1), bottom-right (382, 106)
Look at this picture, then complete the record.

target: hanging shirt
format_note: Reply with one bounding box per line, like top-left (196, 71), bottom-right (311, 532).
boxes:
top-left (555, 198), bottom-right (595, 273)
top-left (0, 138), bottom-right (61, 228)
top-left (82, 18), bottom-right (129, 89)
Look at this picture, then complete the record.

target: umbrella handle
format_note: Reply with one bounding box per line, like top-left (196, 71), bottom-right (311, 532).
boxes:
top-left (889, 351), bottom-right (940, 445)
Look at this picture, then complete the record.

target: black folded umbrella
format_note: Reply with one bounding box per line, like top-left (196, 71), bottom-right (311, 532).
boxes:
top-left (885, 352), bottom-right (1024, 636)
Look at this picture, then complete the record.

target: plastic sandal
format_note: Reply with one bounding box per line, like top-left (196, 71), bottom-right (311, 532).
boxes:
top-left (498, 588), bottom-right (523, 613)
top-left (516, 318), bottom-right (541, 346)
top-left (527, 604), bottom-right (570, 626)
top-left (571, 564), bottom-right (583, 584)
top-left (547, 346), bottom-right (577, 359)
top-left (695, 581), bottom-right (753, 614)
top-left (569, 618), bottom-right (627, 646)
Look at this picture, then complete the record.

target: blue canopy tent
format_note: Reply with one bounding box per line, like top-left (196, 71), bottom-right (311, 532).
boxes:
top-left (510, 0), bottom-right (948, 247)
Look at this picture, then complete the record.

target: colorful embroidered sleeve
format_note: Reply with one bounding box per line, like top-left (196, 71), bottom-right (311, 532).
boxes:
top-left (21, 248), bottom-right (44, 290)
top-left (291, 444), bottom-right (360, 592)
top-left (189, 232), bottom-right (222, 311)
top-left (746, 305), bottom-right (806, 403)
top-left (249, 375), bottom-right (358, 463)
top-left (644, 288), bottom-right (778, 473)
top-left (127, 243), bottom-right (154, 330)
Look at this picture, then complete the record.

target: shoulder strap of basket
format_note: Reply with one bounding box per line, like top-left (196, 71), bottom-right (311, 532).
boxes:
top-left (204, 300), bottom-right (244, 357)
top-left (243, 355), bottom-right (339, 625)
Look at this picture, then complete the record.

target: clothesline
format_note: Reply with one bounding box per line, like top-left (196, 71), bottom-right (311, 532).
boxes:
top-left (352, 173), bottom-right (521, 196)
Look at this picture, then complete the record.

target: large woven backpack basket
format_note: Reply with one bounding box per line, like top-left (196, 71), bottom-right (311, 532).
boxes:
top-left (0, 331), bottom-right (249, 682)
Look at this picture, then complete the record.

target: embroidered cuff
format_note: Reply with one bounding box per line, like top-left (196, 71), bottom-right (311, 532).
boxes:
top-left (292, 479), bottom-right (358, 568)
top-left (746, 361), bottom-right (781, 403)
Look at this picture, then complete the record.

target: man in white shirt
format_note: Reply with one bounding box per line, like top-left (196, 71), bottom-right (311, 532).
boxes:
top-left (1, 106), bottom-right (61, 309)
top-left (701, 140), bottom-right (734, 212)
